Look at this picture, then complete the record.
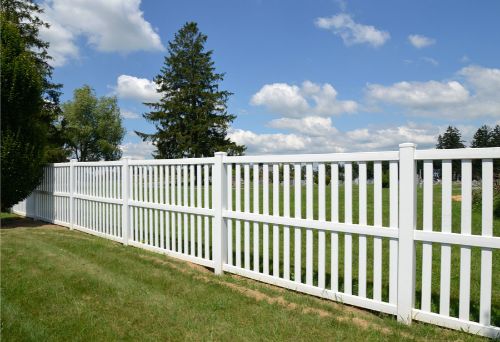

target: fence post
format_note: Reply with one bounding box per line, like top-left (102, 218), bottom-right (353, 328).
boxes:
top-left (213, 152), bottom-right (228, 275)
top-left (397, 143), bottom-right (417, 324)
top-left (69, 159), bottom-right (77, 229)
top-left (122, 157), bottom-right (130, 245)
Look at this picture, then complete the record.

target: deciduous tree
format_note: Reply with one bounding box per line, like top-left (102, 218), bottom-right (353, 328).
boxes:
top-left (62, 85), bottom-right (125, 161)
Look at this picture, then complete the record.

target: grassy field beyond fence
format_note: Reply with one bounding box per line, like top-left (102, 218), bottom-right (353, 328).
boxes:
top-left (219, 183), bottom-right (500, 326)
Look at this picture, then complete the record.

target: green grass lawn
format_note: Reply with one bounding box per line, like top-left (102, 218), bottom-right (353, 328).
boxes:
top-left (0, 216), bottom-right (490, 341)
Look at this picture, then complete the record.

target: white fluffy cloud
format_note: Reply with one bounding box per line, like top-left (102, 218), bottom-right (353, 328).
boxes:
top-left (408, 34), bottom-right (436, 48)
top-left (40, 0), bottom-right (164, 66)
top-left (459, 65), bottom-right (500, 96)
top-left (121, 141), bottom-right (155, 159)
top-left (366, 65), bottom-right (500, 118)
top-left (344, 124), bottom-right (437, 150)
top-left (114, 75), bottom-right (162, 103)
top-left (315, 13), bottom-right (390, 47)
top-left (230, 121), bottom-right (441, 155)
top-left (367, 80), bottom-right (469, 108)
top-left (268, 116), bottom-right (338, 137)
top-left (251, 81), bottom-right (358, 117)
top-left (229, 129), bottom-right (309, 154)
top-left (121, 110), bottom-right (141, 119)
top-left (38, 14), bottom-right (79, 67)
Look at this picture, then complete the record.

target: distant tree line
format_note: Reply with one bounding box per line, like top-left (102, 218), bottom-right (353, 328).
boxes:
top-left (433, 125), bottom-right (500, 180)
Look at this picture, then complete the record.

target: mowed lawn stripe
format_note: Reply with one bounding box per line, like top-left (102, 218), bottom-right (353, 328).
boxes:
top-left (1, 221), bottom-right (486, 341)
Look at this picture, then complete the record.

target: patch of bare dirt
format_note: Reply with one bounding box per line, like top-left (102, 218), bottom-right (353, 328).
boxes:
top-left (337, 315), bottom-right (392, 335)
top-left (452, 195), bottom-right (462, 202)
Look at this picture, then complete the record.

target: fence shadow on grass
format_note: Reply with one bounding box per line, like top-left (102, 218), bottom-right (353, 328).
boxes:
top-left (0, 216), bottom-right (53, 230)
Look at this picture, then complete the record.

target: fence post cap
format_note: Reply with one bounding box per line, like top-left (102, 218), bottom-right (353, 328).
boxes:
top-left (214, 151), bottom-right (228, 156)
top-left (70, 158), bottom-right (77, 163)
top-left (399, 143), bottom-right (417, 148)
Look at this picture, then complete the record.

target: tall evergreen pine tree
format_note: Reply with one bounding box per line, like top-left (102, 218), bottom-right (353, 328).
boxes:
top-left (136, 22), bottom-right (245, 158)
top-left (470, 124), bottom-right (500, 179)
top-left (435, 126), bottom-right (465, 180)
top-left (436, 126), bottom-right (465, 149)
top-left (471, 125), bottom-right (493, 148)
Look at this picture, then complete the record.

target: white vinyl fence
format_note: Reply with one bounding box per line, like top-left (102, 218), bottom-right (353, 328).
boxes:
top-left (12, 144), bottom-right (500, 338)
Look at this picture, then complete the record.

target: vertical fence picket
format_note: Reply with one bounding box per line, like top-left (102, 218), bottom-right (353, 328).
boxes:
top-left (171, 165), bottom-right (176, 252)
top-left (160, 166), bottom-right (164, 249)
top-left (373, 161), bottom-right (383, 301)
top-left (422, 160), bottom-right (433, 312)
top-left (358, 161), bottom-right (367, 297)
top-left (122, 159), bottom-right (129, 245)
top-left (253, 163), bottom-right (260, 272)
top-left (344, 162), bottom-right (352, 295)
top-left (177, 165), bottom-right (182, 252)
top-left (195, 164), bottom-right (201, 257)
top-left (148, 166), bottom-right (154, 246)
top-left (480, 159), bottom-right (493, 326)
top-left (306, 163), bottom-right (313, 286)
top-left (263, 164), bottom-right (270, 275)
top-left (165, 166), bottom-right (170, 250)
top-left (190, 165), bottom-right (195, 255)
top-left (459, 159), bottom-right (472, 320)
top-left (134, 167), bottom-right (138, 241)
top-left (154, 165), bottom-right (159, 247)
top-left (183, 165), bottom-right (188, 253)
top-left (273, 164), bottom-right (280, 278)
top-left (318, 163), bottom-right (326, 288)
top-left (440, 160), bottom-right (452, 316)
top-left (244, 164), bottom-right (251, 269)
top-left (389, 160), bottom-right (398, 305)
top-left (235, 164), bottom-right (242, 267)
top-left (226, 164), bottom-right (233, 264)
top-left (283, 164), bottom-right (290, 280)
top-left (139, 166), bottom-right (144, 243)
top-left (204, 164), bottom-right (210, 259)
top-left (331, 163), bottom-right (339, 292)
top-left (294, 163), bottom-right (302, 283)
top-left (70, 160), bottom-right (76, 230)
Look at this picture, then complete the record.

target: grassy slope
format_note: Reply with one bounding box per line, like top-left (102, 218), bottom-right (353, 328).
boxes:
top-left (0, 218), bottom-right (487, 341)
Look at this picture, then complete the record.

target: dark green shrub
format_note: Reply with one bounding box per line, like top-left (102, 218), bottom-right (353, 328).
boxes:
top-left (1, 131), bottom-right (44, 210)
top-left (472, 182), bottom-right (500, 219)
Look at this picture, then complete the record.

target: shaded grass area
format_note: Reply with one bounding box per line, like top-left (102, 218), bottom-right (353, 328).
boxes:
top-left (0, 217), bottom-right (488, 341)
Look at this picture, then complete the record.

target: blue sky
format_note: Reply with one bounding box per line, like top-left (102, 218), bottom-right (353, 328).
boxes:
top-left (40, 0), bottom-right (500, 158)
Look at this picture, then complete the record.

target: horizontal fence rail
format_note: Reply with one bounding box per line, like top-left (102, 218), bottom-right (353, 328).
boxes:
top-left (12, 145), bottom-right (500, 338)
